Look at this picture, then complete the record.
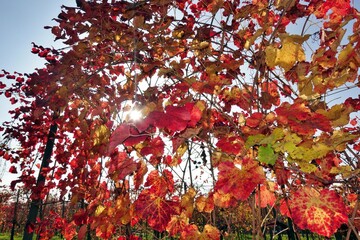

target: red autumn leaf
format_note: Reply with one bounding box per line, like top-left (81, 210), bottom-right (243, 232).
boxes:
top-left (274, 160), bottom-right (290, 185)
top-left (108, 124), bottom-right (131, 152)
top-left (276, 101), bottom-right (331, 135)
top-left (134, 189), bottom-right (180, 232)
top-left (31, 47), bottom-right (40, 54)
top-left (279, 199), bottom-right (291, 218)
top-left (9, 165), bottom-right (17, 174)
top-left (201, 224), bottom-right (221, 240)
top-left (6, 75), bottom-right (15, 79)
top-left (180, 224), bottom-right (199, 240)
top-left (106, 152), bottom-right (137, 181)
top-left (180, 224), bottom-right (220, 240)
top-left (195, 194), bottom-right (215, 213)
top-left (95, 223), bottom-right (115, 239)
top-left (4, 91), bottom-right (11, 98)
top-left (216, 136), bottom-right (244, 155)
top-left (133, 159), bottom-right (148, 189)
top-left (213, 191), bottom-right (238, 208)
top-left (246, 112), bottom-right (263, 128)
top-left (345, 96), bottom-right (360, 110)
top-left (64, 222), bottom-right (77, 240)
top-left (166, 105), bottom-right (191, 121)
top-left (140, 136), bottom-right (164, 156)
top-left (108, 123), bottom-right (147, 153)
top-left (215, 158), bottom-right (266, 201)
top-left (288, 187), bottom-right (348, 237)
top-left (117, 236), bottom-right (141, 240)
top-left (145, 169), bottom-right (175, 196)
top-left (255, 184), bottom-right (276, 208)
top-left (78, 224), bottom-right (87, 240)
top-left (188, 103), bottom-right (203, 127)
top-left (147, 104), bottom-right (200, 132)
top-left (73, 209), bottom-right (88, 226)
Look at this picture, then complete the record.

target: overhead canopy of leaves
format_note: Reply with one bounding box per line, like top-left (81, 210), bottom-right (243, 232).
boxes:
top-left (0, 0), bottom-right (359, 238)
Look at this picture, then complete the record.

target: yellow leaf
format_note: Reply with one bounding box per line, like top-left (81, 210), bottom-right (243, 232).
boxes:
top-left (298, 162), bottom-right (317, 173)
top-left (317, 104), bottom-right (351, 127)
top-left (93, 124), bottom-right (110, 146)
top-left (338, 44), bottom-right (353, 65)
top-left (172, 30), bottom-right (184, 39)
top-left (176, 143), bottom-right (187, 157)
top-left (198, 41), bottom-right (210, 49)
top-left (95, 205), bottom-right (105, 217)
top-left (265, 34), bottom-right (308, 71)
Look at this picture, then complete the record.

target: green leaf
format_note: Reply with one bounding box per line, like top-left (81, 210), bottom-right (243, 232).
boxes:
top-left (258, 145), bottom-right (277, 165)
top-left (245, 134), bottom-right (265, 148)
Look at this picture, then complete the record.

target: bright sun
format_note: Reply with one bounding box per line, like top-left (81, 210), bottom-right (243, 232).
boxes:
top-left (128, 109), bottom-right (143, 121)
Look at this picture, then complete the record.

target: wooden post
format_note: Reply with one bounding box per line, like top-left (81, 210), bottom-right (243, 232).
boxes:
top-left (10, 189), bottom-right (20, 240)
top-left (23, 123), bottom-right (58, 240)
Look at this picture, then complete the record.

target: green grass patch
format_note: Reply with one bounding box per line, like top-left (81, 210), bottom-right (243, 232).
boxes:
top-left (0, 232), bottom-right (63, 240)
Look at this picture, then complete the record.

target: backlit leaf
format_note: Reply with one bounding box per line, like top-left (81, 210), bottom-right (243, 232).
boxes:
top-left (255, 184), bottom-right (276, 208)
top-left (195, 194), bottom-right (214, 213)
top-left (180, 224), bottom-right (220, 240)
top-left (258, 144), bottom-right (277, 165)
top-left (93, 124), bottom-right (110, 146)
top-left (265, 34), bottom-right (308, 71)
top-left (288, 187), bottom-right (348, 237)
top-left (134, 189), bottom-right (180, 232)
top-left (166, 213), bottom-right (189, 236)
top-left (215, 158), bottom-right (265, 201)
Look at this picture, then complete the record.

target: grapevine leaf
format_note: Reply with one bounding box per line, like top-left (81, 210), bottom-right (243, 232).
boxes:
top-left (180, 224), bottom-right (220, 240)
top-left (255, 184), bottom-right (276, 208)
top-left (258, 144), bottom-right (277, 165)
top-left (106, 152), bottom-right (137, 181)
top-left (215, 158), bottom-right (265, 201)
top-left (289, 187), bottom-right (348, 237)
top-left (78, 225), bottom-right (87, 240)
top-left (145, 169), bottom-right (175, 196)
top-left (134, 189), bottom-right (180, 232)
top-left (133, 159), bottom-right (148, 189)
top-left (195, 194), bottom-right (214, 213)
top-left (265, 34), bottom-right (308, 71)
top-left (166, 213), bottom-right (189, 236)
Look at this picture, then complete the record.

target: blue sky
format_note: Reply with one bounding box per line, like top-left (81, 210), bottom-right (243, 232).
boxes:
top-left (0, 1), bottom-right (74, 123)
top-left (0, 1), bottom-right (73, 184)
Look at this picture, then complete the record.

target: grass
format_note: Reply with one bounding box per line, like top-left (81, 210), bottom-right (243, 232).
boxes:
top-left (0, 233), bottom-right (63, 240)
top-left (0, 232), bottom-right (22, 240)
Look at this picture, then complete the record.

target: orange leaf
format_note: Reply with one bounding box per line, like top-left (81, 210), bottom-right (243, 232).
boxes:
top-left (180, 224), bottom-right (220, 240)
top-left (195, 194), bottom-right (214, 213)
top-left (166, 213), bottom-right (189, 236)
top-left (145, 169), bottom-right (175, 196)
top-left (255, 184), bottom-right (276, 208)
top-left (215, 158), bottom-right (265, 201)
top-left (133, 159), bottom-right (148, 189)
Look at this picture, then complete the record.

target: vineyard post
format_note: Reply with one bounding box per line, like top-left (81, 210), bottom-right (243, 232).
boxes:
top-left (23, 122), bottom-right (58, 240)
